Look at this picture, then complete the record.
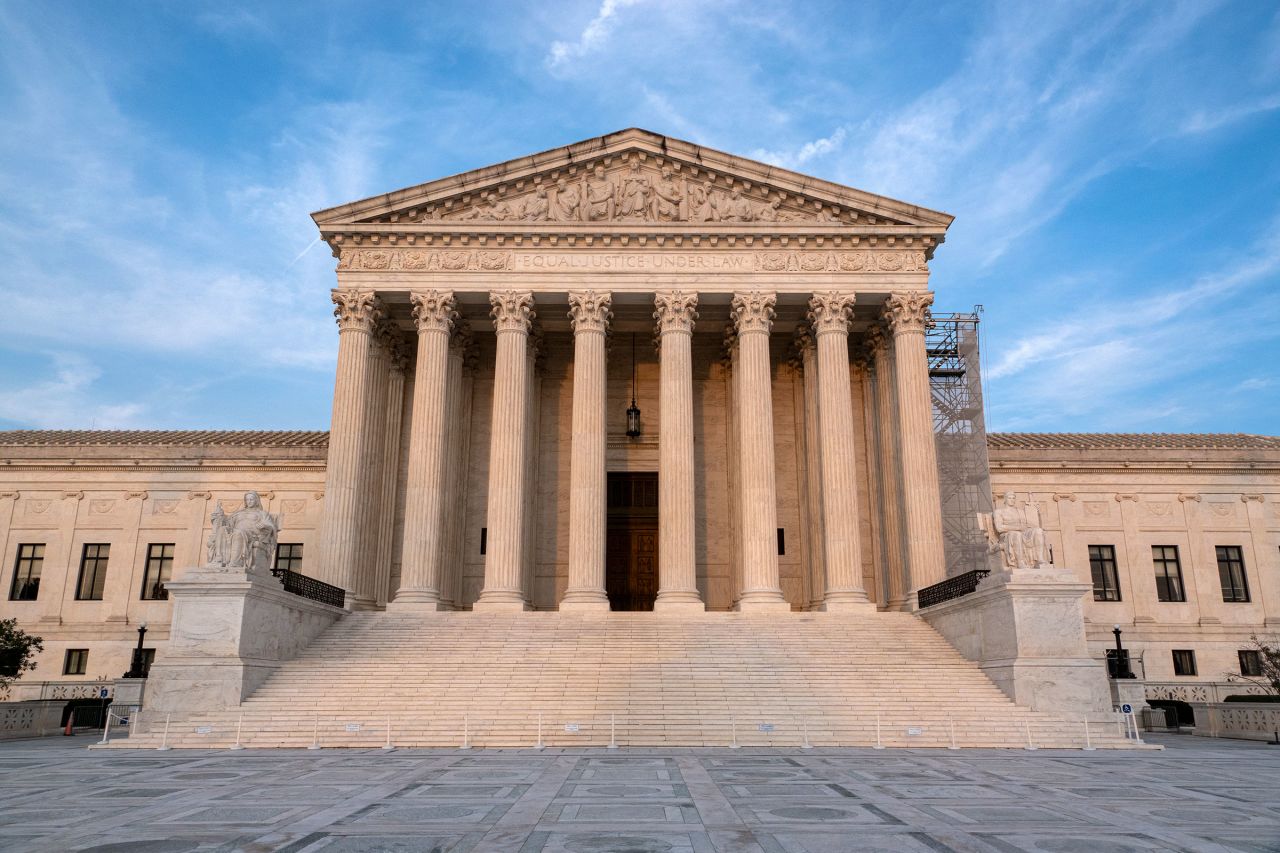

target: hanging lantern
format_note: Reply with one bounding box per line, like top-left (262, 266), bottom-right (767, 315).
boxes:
top-left (626, 333), bottom-right (642, 438)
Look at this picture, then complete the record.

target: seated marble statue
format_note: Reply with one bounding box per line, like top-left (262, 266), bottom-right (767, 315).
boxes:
top-left (979, 491), bottom-right (1051, 570)
top-left (207, 491), bottom-right (280, 574)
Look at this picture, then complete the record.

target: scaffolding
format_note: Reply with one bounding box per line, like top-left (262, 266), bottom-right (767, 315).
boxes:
top-left (928, 309), bottom-right (994, 579)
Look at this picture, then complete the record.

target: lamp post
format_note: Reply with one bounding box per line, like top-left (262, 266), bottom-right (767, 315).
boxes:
top-left (1111, 624), bottom-right (1135, 679)
top-left (124, 621), bottom-right (148, 679)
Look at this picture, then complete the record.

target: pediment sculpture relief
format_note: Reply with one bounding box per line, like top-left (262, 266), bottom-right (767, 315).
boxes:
top-left (979, 491), bottom-right (1052, 571)
top-left (394, 159), bottom-right (878, 226)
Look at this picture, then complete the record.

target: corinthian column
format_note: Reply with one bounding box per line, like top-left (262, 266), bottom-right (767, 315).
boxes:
top-left (318, 289), bottom-right (383, 596)
top-left (654, 290), bottom-right (704, 612)
top-left (350, 319), bottom-right (392, 609)
top-left (808, 292), bottom-right (874, 611)
top-left (730, 291), bottom-right (789, 612)
top-left (868, 324), bottom-right (908, 609)
top-left (885, 291), bottom-right (946, 602)
top-left (475, 290), bottom-right (535, 611)
top-left (561, 290), bottom-right (612, 612)
top-left (373, 332), bottom-right (411, 607)
top-left (393, 290), bottom-right (458, 609)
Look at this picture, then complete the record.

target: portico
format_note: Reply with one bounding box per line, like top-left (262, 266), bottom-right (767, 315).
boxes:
top-left (310, 129), bottom-right (952, 613)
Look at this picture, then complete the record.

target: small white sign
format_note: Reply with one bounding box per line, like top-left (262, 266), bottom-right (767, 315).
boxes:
top-left (758, 723), bottom-right (775, 733)
top-left (906, 726), bottom-right (924, 736)
top-left (195, 726), bottom-right (213, 734)
top-left (1121, 703), bottom-right (1133, 715)
top-left (564, 723), bottom-right (581, 733)
top-left (345, 723), bottom-right (361, 732)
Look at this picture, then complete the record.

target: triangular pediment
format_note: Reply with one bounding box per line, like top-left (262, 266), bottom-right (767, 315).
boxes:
top-left (312, 128), bottom-right (953, 232)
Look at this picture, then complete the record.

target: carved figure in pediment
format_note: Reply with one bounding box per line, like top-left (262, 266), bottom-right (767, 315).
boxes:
top-left (585, 164), bottom-right (617, 221)
top-left (756, 199), bottom-right (781, 222)
top-left (653, 166), bottom-right (685, 221)
top-left (520, 188), bottom-right (549, 221)
top-left (719, 189), bottom-right (756, 223)
top-left (551, 178), bottom-right (581, 221)
top-left (618, 161), bottom-right (652, 220)
top-left (687, 182), bottom-right (715, 222)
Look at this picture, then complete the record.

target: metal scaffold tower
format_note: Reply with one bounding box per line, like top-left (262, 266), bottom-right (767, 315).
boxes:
top-left (928, 309), bottom-right (995, 578)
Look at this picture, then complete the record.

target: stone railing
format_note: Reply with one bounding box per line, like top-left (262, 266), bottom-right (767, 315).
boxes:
top-left (1187, 701), bottom-right (1280, 742)
top-left (917, 569), bottom-right (990, 609)
top-left (0, 700), bottom-right (65, 740)
top-left (1, 680), bottom-right (114, 704)
top-left (1144, 681), bottom-right (1268, 705)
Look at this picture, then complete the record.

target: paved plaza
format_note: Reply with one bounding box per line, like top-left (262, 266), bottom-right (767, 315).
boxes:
top-left (0, 735), bottom-right (1277, 852)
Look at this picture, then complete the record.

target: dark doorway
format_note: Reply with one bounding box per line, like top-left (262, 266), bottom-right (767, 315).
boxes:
top-left (606, 472), bottom-right (659, 611)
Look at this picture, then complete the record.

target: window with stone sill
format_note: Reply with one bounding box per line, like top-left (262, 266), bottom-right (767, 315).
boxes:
top-left (140, 543), bottom-right (174, 600)
top-left (74, 544), bottom-right (110, 601)
top-left (1239, 649), bottom-right (1263, 677)
top-left (8, 543), bottom-right (43, 601)
top-left (274, 543), bottom-right (304, 573)
top-left (1089, 545), bottom-right (1120, 601)
top-left (1172, 649), bottom-right (1197, 676)
top-left (1217, 545), bottom-right (1250, 603)
top-left (1152, 545), bottom-right (1186, 603)
top-left (63, 648), bottom-right (88, 676)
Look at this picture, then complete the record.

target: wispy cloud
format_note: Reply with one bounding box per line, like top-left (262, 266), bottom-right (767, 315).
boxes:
top-left (749, 128), bottom-right (847, 170)
top-left (0, 353), bottom-right (144, 429)
top-left (547, 0), bottom-right (648, 72)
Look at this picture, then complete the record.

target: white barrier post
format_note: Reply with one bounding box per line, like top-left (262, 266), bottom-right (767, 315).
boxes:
top-left (230, 714), bottom-right (245, 750)
top-left (1082, 717), bottom-right (1095, 751)
top-left (460, 714), bottom-right (471, 750)
top-left (948, 717), bottom-right (959, 750)
top-left (730, 717), bottom-right (740, 749)
top-left (308, 717), bottom-right (321, 750)
top-left (157, 714), bottom-right (172, 751)
top-left (1023, 719), bottom-right (1037, 751)
top-left (607, 714), bottom-right (618, 750)
top-left (536, 713), bottom-right (544, 750)
top-left (874, 712), bottom-right (884, 750)
top-left (382, 714), bottom-right (394, 751)
top-left (130, 709), bottom-right (140, 738)
top-left (98, 710), bottom-right (113, 745)
top-left (1127, 711), bottom-right (1143, 743)
top-left (801, 717), bottom-right (812, 750)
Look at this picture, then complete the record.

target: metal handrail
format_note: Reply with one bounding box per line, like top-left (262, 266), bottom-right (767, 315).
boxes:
top-left (270, 568), bottom-right (345, 609)
top-left (917, 569), bottom-right (990, 609)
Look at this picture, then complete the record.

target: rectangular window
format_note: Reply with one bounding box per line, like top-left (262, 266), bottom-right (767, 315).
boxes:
top-left (1172, 649), bottom-right (1197, 676)
top-left (8, 543), bottom-right (44, 601)
top-left (480, 527), bottom-right (487, 556)
top-left (1239, 649), bottom-right (1263, 677)
top-left (63, 649), bottom-right (88, 676)
top-left (1152, 545), bottom-right (1186, 603)
top-left (140, 543), bottom-right (174, 600)
top-left (777, 528), bottom-right (786, 556)
top-left (274, 543), bottom-right (304, 573)
top-left (1217, 546), bottom-right (1250, 602)
top-left (1089, 545), bottom-right (1120, 601)
top-left (75, 544), bottom-right (110, 601)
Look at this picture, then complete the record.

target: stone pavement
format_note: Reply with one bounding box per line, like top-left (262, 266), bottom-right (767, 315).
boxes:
top-left (0, 735), bottom-right (1277, 852)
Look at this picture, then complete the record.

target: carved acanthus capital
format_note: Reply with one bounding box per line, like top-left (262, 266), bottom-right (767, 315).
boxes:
top-left (788, 324), bottom-right (815, 372)
top-left (386, 331), bottom-right (413, 373)
top-left (850, 343), bottom-right (873, 374)
top-left (730, 291), bottom-right (776, 335)
top-left (806, 292), bottom-right (856, 335)
top-left (653, 290), bottom-right (699, 335)
top-left (332, 289), bottom-right (384, 333)
top-left (489, 290), bottom-right (536, 333)
top-left (410, 290), bottom-right (458, 334)
top-left (568, 290), bottom-right (613, 334)
top-left (883, 291), bottom-right (933, 335)
top-left (863, 322), bottom-right (889, 358)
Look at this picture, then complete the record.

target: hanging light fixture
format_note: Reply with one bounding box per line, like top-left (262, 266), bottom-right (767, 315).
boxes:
top-left (626, 332), bottom-right (642, 438)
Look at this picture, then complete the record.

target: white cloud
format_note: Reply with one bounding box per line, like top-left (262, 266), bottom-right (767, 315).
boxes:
top-left (749, 128), bottom-right (847, 170)
top-left (0, 353), bottom-right (145, 429)
top-left (1180, 92), bottom-right (1280, 135)
top-left (547, 0), bottom-right (648, 71)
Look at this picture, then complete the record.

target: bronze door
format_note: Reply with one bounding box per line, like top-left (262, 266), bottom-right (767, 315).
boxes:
top-left (606, 472), bottom-right (659, 611)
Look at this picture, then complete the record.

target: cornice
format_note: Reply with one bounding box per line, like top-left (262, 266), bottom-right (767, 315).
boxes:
top-left (1, 461), bottom-right (326, 474)
top-left (990, 462), bottom-right (1280, 476)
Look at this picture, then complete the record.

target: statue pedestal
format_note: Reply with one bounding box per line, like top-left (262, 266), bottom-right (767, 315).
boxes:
top-left (143, 567), bottom-right (346, 718)
top-left (919, 568), bottom-right (1114, 720)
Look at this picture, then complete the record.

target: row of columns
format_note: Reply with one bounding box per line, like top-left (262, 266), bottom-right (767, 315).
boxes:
top-left (319, 286), bottom-right (946, 612)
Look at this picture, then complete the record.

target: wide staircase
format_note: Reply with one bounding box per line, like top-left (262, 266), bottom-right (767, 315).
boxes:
top-left (121, 611), bottom-right (1138, 749)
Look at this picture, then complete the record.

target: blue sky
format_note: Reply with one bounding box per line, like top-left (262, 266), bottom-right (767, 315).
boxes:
top-left (1, 0), bottom-right (1278, 434)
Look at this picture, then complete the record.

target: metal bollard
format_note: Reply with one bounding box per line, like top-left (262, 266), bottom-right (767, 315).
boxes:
top-left (382, 714), bottom-right (394, 752)
top-left (948, 717), bottom-right (959, 750)
top-left (730, 717), bottom-right (740, 749)
top-left (157, 714), bottom-right (172, 751)
top-left (460, 714), bottom-right (471, 750)
top-left (1023, 719), bottom-right (1037, 751)
top-left (800, 717), bottom-right (812, 750)
top-left (874, 712), bottom-right (884, 750)
top-left (229, 714), bottom-right (245, 750)
top-left (536, 713), bottom-right (545, 750)
top-left (1082, 717), bottom-right (1095, 751)
top-left (607, 713), bottom-right (618, 750)
top-left (308, 717), bottom-right (321, 750)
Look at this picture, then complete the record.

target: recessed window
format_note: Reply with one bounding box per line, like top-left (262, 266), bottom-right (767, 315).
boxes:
top-left (1172, 649), bottom-right (1197, 676)
top-left (1217, 546), bottom-right (1250, 602)
top-left (480, 528), bottom-right (487, 556)
top-left (9, 543), bottom-right (44, 601)
top-left (777, 528), bottom-right (786, 556)
top-left (75, 544), bottom-right (110, 601)
top-left (1152, 545), bottom-right (1186, 602)
top-left (140, 543), bottom-right (174, 600)
top-left (274, 543), bottom-right (304, 573)
top-left (1089, 545), bottom-right (1120, 602)
top-left (63, 649), bottom-right (88, 676)
top-left (1239, 649), bottom-right (1263, 677)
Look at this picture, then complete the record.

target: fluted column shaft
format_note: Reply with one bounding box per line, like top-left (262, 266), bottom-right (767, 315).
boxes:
top-left (350, 323), bottom-right (391, 609)
top-left (562, 291), bottom-right (612, 611)
top-left (886, 291), bottom-right (946, 601)
top-left (809, 293), bottom-right (874, 611)
top-left (730, 291), bottom-right (789, 612)
top-left (373, 335), bottom-right (410, 607)
top-left (476, 290), bottom-right (535, 611)
top-left (319, 289), bottom-right (383, 595)
top-left (795, 329), bottom-right (826, 609)
top-left (870, 325), bottom-right (908, 609)
top-left (393, 291), bottom-right (458, 608)
top-left (438, 327), bottom-right (472, 608)
top-left (654, 291), bottom-right (704, 611)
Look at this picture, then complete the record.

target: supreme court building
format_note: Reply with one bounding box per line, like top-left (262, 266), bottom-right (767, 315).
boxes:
top-left (3, 130), bottom-right (1278, 747)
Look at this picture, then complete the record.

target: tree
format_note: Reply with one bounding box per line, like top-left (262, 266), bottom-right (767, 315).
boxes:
top-left (0, 618), bottom-right (44, 694)
top-left (1226, 634), bottom-right (1280, 695)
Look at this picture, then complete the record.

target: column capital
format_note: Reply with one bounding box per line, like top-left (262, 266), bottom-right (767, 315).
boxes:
top-left (489, 290), bottom-right (536, 333)
top-left (788, 323), bottom-right (815, 372)
top-left (864, 321), bottom-right (890, 356)
top-left (883, 291), bottom-right (934, 334)
top-left (730, 291), bottom-right (776, 335)
top-left (332, 289), bottom-right (383, 333)
top-left (807, 292), bottom-right (856, 335)
top-left (653, 290), bottom-right (699, 335)
top-left (409, 290), bottom-right (458, 334)
top-left (387, 330), bottom-right (413, 373)
top-left (568, 290), bottom-right (613, 334)
top-left (372, 316), bottom-right (401, 355)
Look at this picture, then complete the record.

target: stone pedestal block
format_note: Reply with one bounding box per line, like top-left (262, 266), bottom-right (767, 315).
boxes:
top-left (143, 567), bottom-right (345, 717)
top-left (112, 677), bottom-right (146, 708)
top-left (919, 568), bottom-right (1113, 719)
